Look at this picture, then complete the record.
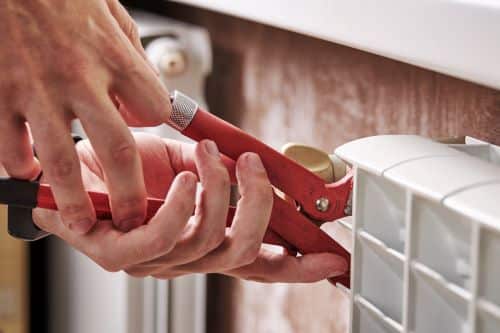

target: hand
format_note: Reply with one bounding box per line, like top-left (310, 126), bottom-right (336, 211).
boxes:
top-left (33, 133), bottom-right (348, 283)
top-left (0, 0), bottom-right (171, 234)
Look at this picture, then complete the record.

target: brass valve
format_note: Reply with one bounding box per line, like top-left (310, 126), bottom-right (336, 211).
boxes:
top-left (280, 143), bottom-right (348, 224)
top-left (281, 143), bottom-right (347, 183)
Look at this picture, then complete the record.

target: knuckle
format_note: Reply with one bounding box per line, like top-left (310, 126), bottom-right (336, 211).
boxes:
top-left (46, 156), bottom-right (78, 183)
top-left (109, 140), bottom-right (137, 165)
top-left (100, 261), bottom-right (122, 273)
top-left (113, 50), bottom-right (140, 78)
top-left (1, 78), bottom-right (29, 109)
top-left (131, 272), bottom-right (149, 278)
top-left (114, 195), bottom-right (146, 218)
top-left (125, 268), bottom-right (149, 278)
top-left (59, 202), bottom-right (91, 222)
top-left (101, 257), bottom-right (123, 272)
top-left (64, 56), bottom-right (91, 78)
top-left (127, 21), bottom-right (140, 42)
top-left (3, 66), bottom-right (28, 83)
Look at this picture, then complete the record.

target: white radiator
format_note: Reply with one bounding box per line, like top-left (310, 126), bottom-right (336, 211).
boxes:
top-left (335, 135), bottom-right (500, 333)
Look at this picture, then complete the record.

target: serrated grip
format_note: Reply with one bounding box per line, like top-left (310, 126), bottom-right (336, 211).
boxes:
top-left (168, 90), bottom-right (198, 131)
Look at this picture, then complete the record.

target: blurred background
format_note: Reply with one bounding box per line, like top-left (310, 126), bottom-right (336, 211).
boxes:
top-left (1, 1), bottom-right (499, 333)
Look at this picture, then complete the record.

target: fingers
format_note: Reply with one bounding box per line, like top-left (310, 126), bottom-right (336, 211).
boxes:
top-left (0, 118), bottom-right (40, 179)
top-left (188, 140), bottom-right (231, 254)
top-left (105, 0), bottom-right (157, 74)
top-left (1, 0), bottom-right (171, 238)
top-left (112, 171), bottom-right (197, 267)
top-left (28, 110), bottom-right (95, 234)
top-left (142, 140), bottom-right (231, 267)
top-left (32, 163), bottom-right (101, 237)
top-left (104, 0), bottom-right (171, 126)
top-left (173, 152), bottom-right (272, 273)
top-left (75, 94), bottom-right (147, 232)
top-left (226, 248), bottom-right (348, 283)
top-left (35, 171), bottom-right (197, 273)
top-left (161, 138), bottom-right (236, 182)
top-left (111, 66), bottom-right (171, 127)
top-left (229, 153), bottom-right (273, 238)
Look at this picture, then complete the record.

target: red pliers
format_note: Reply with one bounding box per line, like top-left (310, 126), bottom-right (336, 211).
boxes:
top-left (167, 91), bottom-right (353, 287)
top-left (3, 91), bottom-right (353, 287)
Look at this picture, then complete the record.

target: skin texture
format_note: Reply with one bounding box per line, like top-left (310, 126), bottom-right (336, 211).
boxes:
top-left (0, 0), bottom-right (171, 235)
top-left (32, 133), bottom-right (348, 282)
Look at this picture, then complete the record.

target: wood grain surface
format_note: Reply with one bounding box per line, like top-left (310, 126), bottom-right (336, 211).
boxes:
top-left (0, 207), bottom-right (28, 333)
top-left (128, 2), bottom-right (500, 332)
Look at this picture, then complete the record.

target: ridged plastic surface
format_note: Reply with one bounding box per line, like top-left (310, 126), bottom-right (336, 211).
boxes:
top-left (335, 135), bottom-right (500, 333)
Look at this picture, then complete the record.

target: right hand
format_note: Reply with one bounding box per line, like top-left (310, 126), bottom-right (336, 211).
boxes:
top-left (0, 0), bottom-right (171, 234)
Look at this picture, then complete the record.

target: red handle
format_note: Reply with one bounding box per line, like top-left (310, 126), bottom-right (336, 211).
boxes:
top-left (182, 108), bottom-right (351, 221)
top-left (36, 184), bottom-right (296, 251)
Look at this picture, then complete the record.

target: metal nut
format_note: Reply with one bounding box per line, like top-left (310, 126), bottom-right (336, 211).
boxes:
top-left (315, 197), bottom-right (330, 212)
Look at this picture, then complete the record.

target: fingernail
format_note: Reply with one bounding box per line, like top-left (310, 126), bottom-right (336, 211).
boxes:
top-left (69, 218), bottom-right (93, 235)
top-left (246, 153), bottom-right (264, 171)
top-left (203, 140), bottom-right (219, 157)
top-left (180, 173), bottom-right (197, 189)
top-left (118, 217), bottom-right (143, 232)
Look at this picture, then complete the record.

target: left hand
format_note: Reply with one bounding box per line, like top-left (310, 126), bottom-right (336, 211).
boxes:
top-left (33, 133), bottom-right (348, 283)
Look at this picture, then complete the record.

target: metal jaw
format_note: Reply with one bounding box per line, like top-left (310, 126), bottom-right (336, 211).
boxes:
top-left (168, 90), bottom-right (199, 131)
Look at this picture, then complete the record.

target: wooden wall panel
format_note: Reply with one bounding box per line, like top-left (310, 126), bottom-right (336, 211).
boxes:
top-left (147, 2), bottom-right (500, 147)
top-left (129, 2), bottom-right (500, 332)
top-left (0, 207), bottom-right (28, 333)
